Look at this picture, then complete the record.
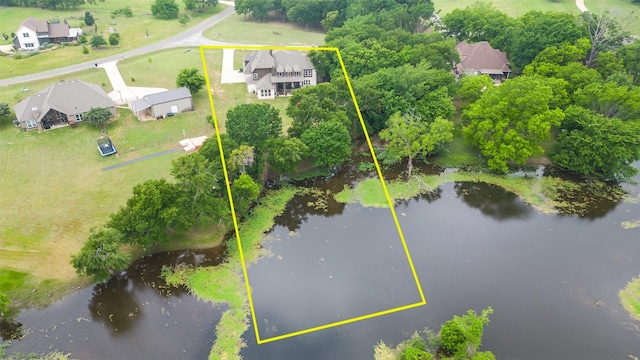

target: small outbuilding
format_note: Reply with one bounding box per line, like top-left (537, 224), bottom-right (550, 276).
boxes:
top-left (130, 87), bottom-right (193, 120)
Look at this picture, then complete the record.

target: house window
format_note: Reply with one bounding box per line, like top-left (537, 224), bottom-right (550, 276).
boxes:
top-left (304, 69), bottom-right (312, 77)
top-left (303, 79), bottom-right (311, 86)
top-left (23, 33), bottom-right (29, 38)
top-left (26, 119), bottom-right (37, 128)
top-left (260, 89), bottom-right (272, 97)
top-left (278, 72), bottom-right (283, 77)
top-left (253, 72), bottom-right (258, 80)
top-left (295, 72), bottom-right (300, 77)
top-left (24, 43), bottom-right (34, 48)
top-left (286, 72), bottom-right (292, 77)
top-left (75, 113), bottom-right (83, 122)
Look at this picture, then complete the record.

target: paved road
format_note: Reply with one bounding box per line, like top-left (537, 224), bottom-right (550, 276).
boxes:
top-left (576, 0), bottom-right (589, 12)
top-left (0, 6), bottom-right (236, 87)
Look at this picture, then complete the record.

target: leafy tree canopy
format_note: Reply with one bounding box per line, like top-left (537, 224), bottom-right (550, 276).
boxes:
top-left (0, 103), bottom-right (10, 118)
top-left (463, 76), bottom-right (564, 172)
top-left (85, 107), bottom-right (113, 129)
top-left (151, 0), bottom-right (180, 19)
top-left (618, 40), bottom-right (640, 85)
top-left (89, 34), bottom-right (107, 48)
top-left (70, 228), bottom-right (131, 282)
top-left (573, 81), bottom-right (640, 120)
top-left (264, 136), bottom-right (308, 175)
top-left (300, 119), bottom-right (351, 167)
top-left (226, 103), bottom-right (282, 149)
top-left (107, 179), bottom-right (188, 249)
top-left (456, 74), bottom-right (494, 110)
top-left (510, 11), bottom-right (587, 69)
top-left (84, 11), bottom-right (95, 26)
top-left (230, 174), bottom-right (260, 218)
top-left (441, 2), bottom-right (520, 51)
top-left (380, 111), bottom-right (454, 177)
top-left (286, 83), bottom-right (351, 138)
top-left (552, 106), bottom-right (640, 181)
top-left (176, 67), bottom-right (206, 95)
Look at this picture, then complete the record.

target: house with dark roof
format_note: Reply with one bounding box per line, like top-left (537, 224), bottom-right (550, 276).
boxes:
top-left (244, 50), bottom-right (317, 99)
top-left (13, 80), bottom-right (114, 131)
top-left (13, 17), bottom-right (81, 50)
top-left (454, 41), bottom-right (511, 83)
top-left (130, 87), bottom-right (193, 120)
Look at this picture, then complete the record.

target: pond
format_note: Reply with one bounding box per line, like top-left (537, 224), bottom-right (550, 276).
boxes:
top-left (5, 168), bottom-right (640, 359)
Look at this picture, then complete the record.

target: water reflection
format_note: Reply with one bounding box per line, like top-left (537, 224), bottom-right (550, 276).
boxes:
top-left (542, 167), bottom-right (624, 219)
top-left (454, 182), bottom-right (532, 220)
top-left (88, 276), bottom-right (141, 335)
top-left (275, 192), bottom-right (346, 232)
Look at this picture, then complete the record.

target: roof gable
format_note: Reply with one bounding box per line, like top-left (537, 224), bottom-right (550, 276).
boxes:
top-left (22, 17), bottom-right (48, 33)
top-left (48, 22), bottom-right (70, 38)
top-left (456, 40), bottom-right (511, 73)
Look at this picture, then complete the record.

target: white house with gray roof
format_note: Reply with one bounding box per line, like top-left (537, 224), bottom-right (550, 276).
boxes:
top-left (13, 80), bottom-right (114, 131)
top-left (244, 50), bottom-right (317, 99)
top-left (13, 17), bottom-right (81, 50)
top-left (130, 87), bottom-right (193, 120)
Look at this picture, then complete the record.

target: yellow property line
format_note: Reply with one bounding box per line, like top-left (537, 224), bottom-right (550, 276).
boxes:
top-left (199, 45), bottom-right (426, 344)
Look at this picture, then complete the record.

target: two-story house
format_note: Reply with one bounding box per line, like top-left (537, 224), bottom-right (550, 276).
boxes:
top-left (13, 17), bottom-right (81, 50)
top-left (243, 50), bottom-right (317, 99)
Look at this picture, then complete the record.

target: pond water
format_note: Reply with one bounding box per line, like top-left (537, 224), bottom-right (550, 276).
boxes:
top-left (6, 168), bottom-right (640, 359)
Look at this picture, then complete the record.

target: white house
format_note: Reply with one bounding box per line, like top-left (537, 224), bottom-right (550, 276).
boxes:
top-left (13, 17), bottom-right (81, 50)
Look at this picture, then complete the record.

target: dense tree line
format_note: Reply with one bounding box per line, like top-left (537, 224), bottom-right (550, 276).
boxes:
top-left (0, 0), bottom-right (103, 8)
top-left (234, 0), bottom-right (433, 32)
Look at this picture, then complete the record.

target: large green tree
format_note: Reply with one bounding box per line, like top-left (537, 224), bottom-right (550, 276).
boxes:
top-left (573, 81), bottom-right (640, 120)
top-left (107, 179), bottom-right (188, 249)
top-left (619, 41), bottom-right (640, 85)
top-left (379, 111), bottom-right (454, 178)
top-left (151, 0), bottom-right (180, 19)
top-left (441, 3), bottom-right (520, 51)
top-left (264, 136), bottom-right (308, 175)
top-left (171, 152), bottom-right (229, 227)
top-left (463, 76), bottom-right (564, 172)
top-left (85, 107), bottom-right (113, 130)
top-left (176, 67), bottom-right (206, 95)
top-left (552, 106), bottom-right (640, 181)
top-left (226, 103), bottom-right (282, 149)
top-left (90, 34), bottom-right (107, 48)
top-left (286, 83), bottom-right (350, 138)
top-left (70, 228), bottom-right (131, 282)
top-left (456, 74), bottom-right (494, 110)
top-left (581, 10), bottom-right (628, 69)
top-left (300, 120), bottom-right (351, 167)
top-left (510, 11), bottom-right (587, 69)
top-left (230, 174), bottom-right (260, 218)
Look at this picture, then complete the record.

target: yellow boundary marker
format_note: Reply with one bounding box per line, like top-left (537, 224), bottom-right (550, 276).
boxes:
top-left (199, 44), bottom-right (426, 344)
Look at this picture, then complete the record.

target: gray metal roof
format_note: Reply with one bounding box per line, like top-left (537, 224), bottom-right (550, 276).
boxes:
top-left (142, 87), bottom-right (191, 106)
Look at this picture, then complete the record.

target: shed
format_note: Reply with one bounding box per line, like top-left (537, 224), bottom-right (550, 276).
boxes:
top-left (131, 87), bottom-right (193, 120)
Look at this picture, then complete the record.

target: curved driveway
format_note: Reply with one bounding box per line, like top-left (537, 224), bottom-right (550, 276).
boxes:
top-left (0, 6), bottom-right (236, 87)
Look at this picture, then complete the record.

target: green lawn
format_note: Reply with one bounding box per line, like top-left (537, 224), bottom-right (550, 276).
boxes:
top-left (0, 1), bottom-right (226, 79)
top-left (203, 14), bottom-right (326, 46)
top-left (432, 0), bottom-right (579, 16)
top-left (586, 0), bottom-right (640, 36)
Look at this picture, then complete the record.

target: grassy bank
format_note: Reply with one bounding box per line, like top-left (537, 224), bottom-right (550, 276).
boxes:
top-left (164, 187), bottom-right (300, 360)
top-left (0, 1), bottom-right (226, 79)
top-left (619, 275), bottom-right (640, 321)
top-left (335, 170), bottom-right (628, 217)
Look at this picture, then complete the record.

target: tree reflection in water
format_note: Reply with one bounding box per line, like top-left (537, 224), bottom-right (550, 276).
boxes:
top-left (454, 182), bottom-right (533, 221)
top-left (88, 275), bottom-right (142, 335)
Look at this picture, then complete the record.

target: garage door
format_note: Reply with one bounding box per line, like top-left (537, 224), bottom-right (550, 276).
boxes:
top-left (171, 105), bottom-right (178, 113)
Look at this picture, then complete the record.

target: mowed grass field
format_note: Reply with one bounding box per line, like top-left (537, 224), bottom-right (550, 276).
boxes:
top-left (0, 0), bottom-right (226, 79)
top-left (203, 14), bottom-right (326, 46)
